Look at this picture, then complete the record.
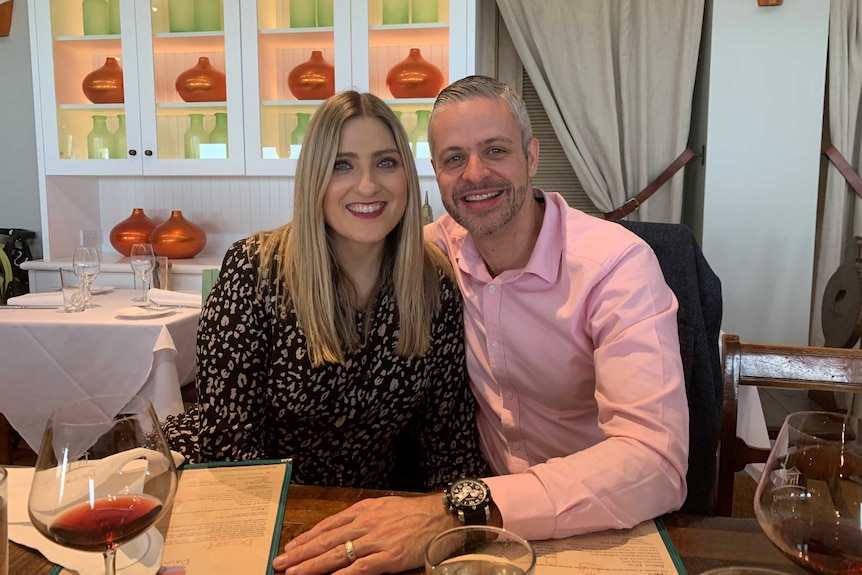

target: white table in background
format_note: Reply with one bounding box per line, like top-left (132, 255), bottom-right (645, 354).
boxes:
top-left (0, 289), bottom-right (199, 451)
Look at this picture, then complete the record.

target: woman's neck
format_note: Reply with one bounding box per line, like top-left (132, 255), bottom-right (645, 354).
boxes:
top-left (334, 241), bottom-right (385, 309)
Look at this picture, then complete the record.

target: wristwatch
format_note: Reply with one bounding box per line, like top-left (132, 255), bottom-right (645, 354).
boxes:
top-left (445, 477), bottom-right (492, 525)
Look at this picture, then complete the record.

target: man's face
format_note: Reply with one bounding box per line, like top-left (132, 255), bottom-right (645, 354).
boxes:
top-left (430, 97), bottom-right (538, 236)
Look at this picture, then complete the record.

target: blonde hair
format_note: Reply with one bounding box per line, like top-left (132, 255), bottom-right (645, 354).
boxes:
top-left (257, 91), bottom-right (451, 366)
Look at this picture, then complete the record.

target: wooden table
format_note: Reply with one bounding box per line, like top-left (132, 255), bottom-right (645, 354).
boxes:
top-left (10, 485), bottom-right (807, 574)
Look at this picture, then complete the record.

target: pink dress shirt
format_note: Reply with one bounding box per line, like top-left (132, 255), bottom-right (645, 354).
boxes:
top-left (426, 190), bottom-right (689, 540)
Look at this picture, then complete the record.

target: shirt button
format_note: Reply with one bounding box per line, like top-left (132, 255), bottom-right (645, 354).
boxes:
top-left (488, 285), bottom-right (497, 293)
top-left (502, 391), bottom-right (513, 399)
top-left (512, 442), bottom-right (522, 450)
top-left (491, 341), bottom-right (499, 349)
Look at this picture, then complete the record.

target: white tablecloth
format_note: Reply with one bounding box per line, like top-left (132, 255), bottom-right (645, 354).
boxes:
top-left (0, 289), bottom-right (199, 451)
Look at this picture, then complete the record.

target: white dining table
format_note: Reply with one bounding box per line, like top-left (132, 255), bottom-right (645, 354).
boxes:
top-left (0, 288), bottom-right (199, 451)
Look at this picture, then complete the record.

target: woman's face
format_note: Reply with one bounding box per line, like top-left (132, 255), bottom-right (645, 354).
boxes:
top-left (323, 116), bottom-right (409, 258)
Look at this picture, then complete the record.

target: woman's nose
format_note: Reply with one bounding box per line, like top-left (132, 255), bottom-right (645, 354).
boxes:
top-left (356, 169), bottom-right (380, 194)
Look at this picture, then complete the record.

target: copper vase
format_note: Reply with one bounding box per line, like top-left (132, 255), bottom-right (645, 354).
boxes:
top-left (151, 210), bottom-right (207, 259)
top-left (110, 208), bottom-right (156, 256)
top-left (82, 57), bottom-right (125, 104)
top-left (386, 48), bottom-right (444, 99)
top-left (175, 57), bottom-right (227, 103)
top-left (287, 50), bottom-right (335, 100)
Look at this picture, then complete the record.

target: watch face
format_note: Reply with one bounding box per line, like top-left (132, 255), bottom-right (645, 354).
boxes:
top-left (450, 478), bottom-right (488, 508)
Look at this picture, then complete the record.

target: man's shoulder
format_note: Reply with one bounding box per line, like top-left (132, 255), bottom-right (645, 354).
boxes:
top-left (424, 215), bottom-right (468, 256)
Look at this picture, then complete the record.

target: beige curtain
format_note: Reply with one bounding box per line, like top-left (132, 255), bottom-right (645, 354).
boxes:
top-left (495, 0), bottom-right (703, 222)
top-left (810, 0), bottom-right (862, 347)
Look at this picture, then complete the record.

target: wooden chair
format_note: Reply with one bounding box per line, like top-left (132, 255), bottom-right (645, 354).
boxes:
top-left (716, 333), bottom-right (862, 515)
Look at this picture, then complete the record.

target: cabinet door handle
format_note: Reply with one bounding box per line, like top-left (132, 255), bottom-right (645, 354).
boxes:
top-left (144, 150), bottom-right (153, 156)
top-left (128, 149), bottom-right (137, 156)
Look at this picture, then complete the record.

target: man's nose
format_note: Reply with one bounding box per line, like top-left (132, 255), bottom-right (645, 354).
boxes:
top-left (462, 154), bottom-right (489, 182)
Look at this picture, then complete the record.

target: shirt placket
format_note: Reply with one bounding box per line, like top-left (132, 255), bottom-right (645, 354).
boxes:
top-left (483, 281), bottom-right (529, 469)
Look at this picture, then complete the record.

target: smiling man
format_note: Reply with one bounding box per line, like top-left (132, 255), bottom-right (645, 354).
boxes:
top-left (273, 77), bottom-right (689, 575)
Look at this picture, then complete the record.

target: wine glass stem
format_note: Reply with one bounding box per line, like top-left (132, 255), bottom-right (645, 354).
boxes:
top-left (141, 274), bottom-right (148, 302)
top-left (103, 549), bottom-right (117, 575)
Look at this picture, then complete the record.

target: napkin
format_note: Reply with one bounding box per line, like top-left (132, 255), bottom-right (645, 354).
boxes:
top-left (6, 292), bottom-right (64, 306)
top-left (8, 451), bottom-right (185, 575)
top-left (147, 289), bottom-right (202, 309)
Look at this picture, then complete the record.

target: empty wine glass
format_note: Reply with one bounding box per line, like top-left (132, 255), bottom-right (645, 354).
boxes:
top-left (28, 395), bottom-right (178, 575)
top-left (754, 411), bottom-right (862, 574)
top-left (73, 246), bottom-right (101, 308)
top-left (129, 243), bottom-right (155, 303)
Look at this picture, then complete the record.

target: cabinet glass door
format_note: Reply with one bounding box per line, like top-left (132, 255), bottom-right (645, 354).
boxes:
top-left (40, 0), bottom-right (141, 174)
top-left (363, 0), bottom-right (450, 163)
top-left (242, 0), bottom-right (348, 175)
top-left (137, 0), bottom-right (245, 175)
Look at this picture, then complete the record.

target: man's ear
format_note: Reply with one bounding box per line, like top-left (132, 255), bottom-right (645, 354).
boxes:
top-left (527, 138), bottom-right (539, 178)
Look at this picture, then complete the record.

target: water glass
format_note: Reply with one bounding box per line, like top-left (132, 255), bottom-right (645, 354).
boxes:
top-left (0, 467), bottom-right (7, 575)
top-left (425, 526), bottom-right (536, 575)
top-left (59, 266), bottom-right (85, 312)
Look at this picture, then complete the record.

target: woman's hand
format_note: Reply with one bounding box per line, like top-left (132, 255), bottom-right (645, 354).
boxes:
top-left (272, 493), bottom-right (459, 575)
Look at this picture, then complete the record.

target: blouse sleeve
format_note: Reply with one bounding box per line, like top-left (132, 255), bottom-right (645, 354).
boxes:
top-left (415, 271), bottom-right (491, 490)
top-left (165, 238), bottom-right (272, 463)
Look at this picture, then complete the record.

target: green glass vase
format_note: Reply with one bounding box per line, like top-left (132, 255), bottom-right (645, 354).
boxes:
top-left (208, 112), bottom-right (229, 157)
top-left (184, 113), bottom-right (209, 159)
top-left (382, 0), bottom-right (409, 24)
top-left (194, 0), bottom-right (222, 31)
top-left (107, 0), bottom-right (121, 34)
top-left (290, 0), bottom-right (316, 28)
top-left (169, 0), bottom-right (196, 32)
top-left (410, 110), bottom-right (430, 158)
top-left (87, 115), bottom-right (112, 159)
top-left (111, 114), bottom-right (127, 159)
top-left (317, 0), bottom-right (333, 27)
top-left (82, 0), bottom-right (109, 35)
top-left (411, 0), bottom-right (438, 23)
top-left (291, 112), bottom-right (310, 158)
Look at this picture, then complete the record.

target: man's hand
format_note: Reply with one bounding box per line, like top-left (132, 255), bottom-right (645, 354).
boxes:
top-left (272, 494), bottom-right (459, 575)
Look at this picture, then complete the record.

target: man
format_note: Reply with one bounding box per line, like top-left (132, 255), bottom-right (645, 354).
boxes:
top-left (272, 76), bottom-right (689, 575)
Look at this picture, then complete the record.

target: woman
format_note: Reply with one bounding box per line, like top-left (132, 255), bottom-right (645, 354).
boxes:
top-left (164, 91), bottom-right (488, 490)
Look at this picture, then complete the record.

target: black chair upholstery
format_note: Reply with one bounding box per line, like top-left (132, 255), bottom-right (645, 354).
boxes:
top-left (617, 220), bottom-right (723, 515)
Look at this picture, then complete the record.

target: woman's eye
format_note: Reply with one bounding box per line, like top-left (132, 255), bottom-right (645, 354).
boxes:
top-left (377, 157), bottom-right (398, 169)
top-left (333, 159), bottom-right (351, 171)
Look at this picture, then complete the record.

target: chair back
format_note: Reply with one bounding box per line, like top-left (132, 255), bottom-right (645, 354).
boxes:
top-left (716, 333), bottom-right (862, 515)
top-left (617, 220), bottom-right (723, 514)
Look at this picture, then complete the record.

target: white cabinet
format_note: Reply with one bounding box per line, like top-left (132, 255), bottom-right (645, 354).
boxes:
top-left (32, 0), bottom-right (245, 176)
top-left (26, 0), bottom-right (475, 267)
top-left (241, 0), bottom-right (475, 176)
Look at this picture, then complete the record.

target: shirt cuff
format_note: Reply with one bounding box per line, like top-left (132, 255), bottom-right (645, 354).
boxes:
top-left (483, 472), bottom-right (556, 540)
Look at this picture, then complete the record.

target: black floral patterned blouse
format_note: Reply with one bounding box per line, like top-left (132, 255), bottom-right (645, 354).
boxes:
top-left (163, 236), bottom-right (489, 490)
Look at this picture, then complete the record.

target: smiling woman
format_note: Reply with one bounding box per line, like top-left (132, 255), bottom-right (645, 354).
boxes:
top-left (162, 90), bottom-right (489, 494)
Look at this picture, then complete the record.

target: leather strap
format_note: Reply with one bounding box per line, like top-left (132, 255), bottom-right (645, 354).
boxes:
top-left (824, 145), bottom-right (862, 200)
top-left (604, 147), bottom-right (696, 221)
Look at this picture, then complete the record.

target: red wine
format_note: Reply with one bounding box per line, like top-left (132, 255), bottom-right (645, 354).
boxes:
top-left (48, 494), bottom-right (162, 552)
top-left (767, 517), bottom-right (862, 575)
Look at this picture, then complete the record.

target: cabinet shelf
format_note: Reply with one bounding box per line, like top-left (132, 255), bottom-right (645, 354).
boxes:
top-left (369, 23), bottom-right (448, 47)
top-left (153, 31), bottom-right (226, 53)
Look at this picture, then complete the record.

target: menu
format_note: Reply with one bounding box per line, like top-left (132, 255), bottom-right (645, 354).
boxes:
top-left (533, 518), bottom-right (686, 575)
top-left (157, 460), bottom-right (292, 575)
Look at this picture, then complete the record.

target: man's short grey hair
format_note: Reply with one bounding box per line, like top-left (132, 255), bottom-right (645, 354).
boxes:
top-left (428, 75), bottom-right (533, 157)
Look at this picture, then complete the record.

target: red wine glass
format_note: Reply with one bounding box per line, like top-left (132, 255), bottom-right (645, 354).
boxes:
top-left (754, 410), bottom-right (862, 575)
top-left (27, 395), bottom-right (178, 575)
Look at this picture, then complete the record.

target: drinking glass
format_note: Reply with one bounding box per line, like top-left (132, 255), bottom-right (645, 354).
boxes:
top-left (425, 526), bottom-right (536, 575)
top-left (754, 411), bottom-right (862, 575)
top-left (129, 243), bottom-right (155, 303)
top-left (28, 395), bottom-right (178, 575)
top-left (72, 246), bottom-right (101, 308)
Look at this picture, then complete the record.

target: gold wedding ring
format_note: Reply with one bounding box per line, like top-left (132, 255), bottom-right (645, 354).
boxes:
top-left (344, 539), bottom-right (357, 563)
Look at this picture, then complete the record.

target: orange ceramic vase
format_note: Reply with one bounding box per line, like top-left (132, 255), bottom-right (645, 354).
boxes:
top-left (287, 50), bottom-right (335, 100)
top-left (386, 48), bottom-right (444, 99)
top-left (110, 208), bottom-right (156, 256)
top-left (175, 57), bottom-right (227, 102)
top-left (82, 57), bottom-right (125, 104)
top-left (151, 210), bottom-right (207, 259)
